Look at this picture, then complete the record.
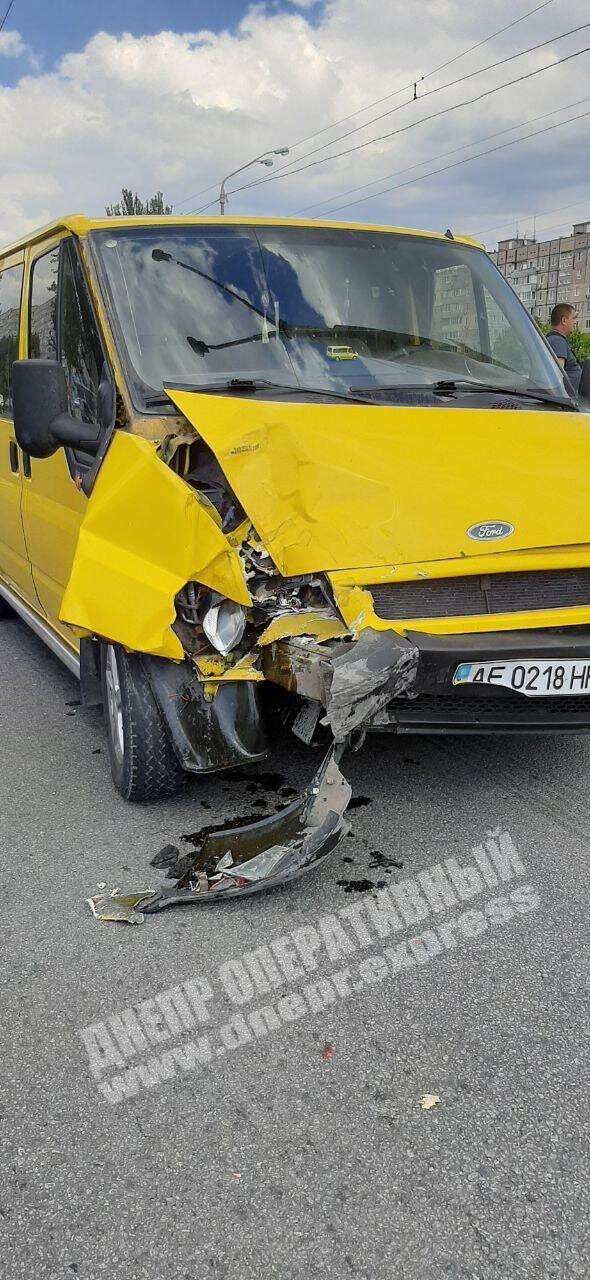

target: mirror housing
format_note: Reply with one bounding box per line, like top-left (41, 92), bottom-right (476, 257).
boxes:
top-left (578, 358), bottom-right (590, 407)
top-left (12, 359), bottom-right (102, 458)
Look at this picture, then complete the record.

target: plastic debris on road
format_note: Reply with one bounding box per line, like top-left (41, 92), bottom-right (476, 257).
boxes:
top-left (420, 1093), bottom-right (441, 1111)
top-left (86, 890), bottom-right (156, 924)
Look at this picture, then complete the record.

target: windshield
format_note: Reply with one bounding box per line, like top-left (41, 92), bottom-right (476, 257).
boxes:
top-left (91, 224), bottom-right (568, 405)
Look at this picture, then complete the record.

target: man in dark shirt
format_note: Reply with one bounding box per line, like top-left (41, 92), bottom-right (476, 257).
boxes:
top-left (546, 302), bottom-right (582, 394)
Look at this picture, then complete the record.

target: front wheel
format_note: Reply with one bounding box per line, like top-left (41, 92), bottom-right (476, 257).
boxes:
top-left (101, 643), bottom-right (185, 801)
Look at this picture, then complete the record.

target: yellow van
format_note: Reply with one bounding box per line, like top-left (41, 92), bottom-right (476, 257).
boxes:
top-left (1, 215), bottom-right (589, 901)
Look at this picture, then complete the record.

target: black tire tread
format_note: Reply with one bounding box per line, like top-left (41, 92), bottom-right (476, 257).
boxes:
top-left (102, 645), bottom-right (185, 802)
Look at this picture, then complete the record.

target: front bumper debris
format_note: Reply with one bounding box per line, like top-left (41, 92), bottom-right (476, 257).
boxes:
top-left (263, 627), bottom-right (420, 739)
top-left (86, 633), bottom-right (422, 920)
top-left (137, 745), bottom-right (350, 911)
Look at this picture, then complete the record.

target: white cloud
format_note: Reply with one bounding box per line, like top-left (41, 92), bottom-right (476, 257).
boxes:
top-left (0, 1), bottom-right (589, 248)
top-left (0, 29), bottom-right (26, 58)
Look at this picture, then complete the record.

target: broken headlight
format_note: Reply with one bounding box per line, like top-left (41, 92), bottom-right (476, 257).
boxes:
top-left (176, 583), bottom-right (246, 655)
top-left (202, 599), bottom-right (246, 655)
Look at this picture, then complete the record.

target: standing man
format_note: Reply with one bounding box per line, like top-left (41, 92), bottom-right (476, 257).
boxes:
top-left (546, 303), bottom-right (582, 395)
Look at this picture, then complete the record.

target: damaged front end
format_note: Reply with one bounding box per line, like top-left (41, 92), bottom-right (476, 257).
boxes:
top-left (61, 398), bottom-right (423, 910)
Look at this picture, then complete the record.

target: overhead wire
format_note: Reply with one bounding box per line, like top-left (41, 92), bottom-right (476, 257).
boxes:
top-left (285, 0), bottom-right (560, 154)
top-left (192, 38), bottom-right (590, 211)
top-left (0, 0), bottom-right (15, 34)
top-left (470, 198), bottom-right (590, 242)
top-left (292, 94), bottom-right (590, 217)
top-left (244, 18), bottom-right (590, 190)
top-left (315, 107), bottom-right (590, 217)
top-left (172, 0), bottom-right (560, 211)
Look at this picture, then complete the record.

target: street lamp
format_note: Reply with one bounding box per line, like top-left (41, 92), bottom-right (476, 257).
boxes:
top-left (219, 148), bottom-right (289, 215)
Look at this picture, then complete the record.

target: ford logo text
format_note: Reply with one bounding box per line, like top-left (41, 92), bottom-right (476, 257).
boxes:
top-left (467, 521), bottom-right (515, 541)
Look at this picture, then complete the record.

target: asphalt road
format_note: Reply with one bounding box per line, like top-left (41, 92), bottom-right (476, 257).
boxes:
top-left (1, 613), bottom-right (588, 1280)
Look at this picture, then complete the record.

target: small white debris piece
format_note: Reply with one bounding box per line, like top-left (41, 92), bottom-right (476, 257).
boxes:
top-left (97, 882), bottom-right (107, 890)
top-left (420, 1093), bottom-right (441, 1111)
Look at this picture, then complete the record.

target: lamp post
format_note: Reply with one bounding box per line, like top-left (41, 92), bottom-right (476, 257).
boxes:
top-left (219, 148), bottom-right (289, 215)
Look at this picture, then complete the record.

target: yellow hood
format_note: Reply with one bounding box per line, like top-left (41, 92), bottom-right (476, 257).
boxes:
top-left (167, 390), bottom-right (590, 575)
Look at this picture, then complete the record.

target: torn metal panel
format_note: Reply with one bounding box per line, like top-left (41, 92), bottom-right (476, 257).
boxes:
top-left (262, 634), bottom-right (341, 702)
top-left (258, 610), bottom-right (348, 646)
top-left (323, 629), bottom-right (419, 739)
top-left (141, 655), bottom-right (268, 772)
top-left (193, 651), bottom-right (264, 682)
top-left (59, 432), bottom-right (250, 660)
top-left (264, 628), bottom-right (419, 740)
top-left (139, 745), bottom-right (351, 909)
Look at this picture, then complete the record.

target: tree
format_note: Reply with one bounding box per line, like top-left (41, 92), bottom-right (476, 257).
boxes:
top-left (105, 188), bottom-right (172, 216)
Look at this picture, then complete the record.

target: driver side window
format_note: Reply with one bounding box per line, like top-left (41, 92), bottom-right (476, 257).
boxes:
top-left (29, 239), bottom-right (105, 425)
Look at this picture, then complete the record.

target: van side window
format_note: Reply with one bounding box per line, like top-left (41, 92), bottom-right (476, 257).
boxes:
top-left (0, 262), bottom-right (23, 419)
top-left (29, 246), bottom-right (59, 359)
top-left (60, 240), bottom-right (104, 425)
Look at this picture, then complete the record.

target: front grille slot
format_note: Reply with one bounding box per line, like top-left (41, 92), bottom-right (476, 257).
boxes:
top-left (370, 569), bottom-right (590, 620)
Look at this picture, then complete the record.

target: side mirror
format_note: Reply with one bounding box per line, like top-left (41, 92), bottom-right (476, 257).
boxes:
top-left (12, 360), bottom-right (102, 459)
top-left (578, 358), bottom-right (590, 406)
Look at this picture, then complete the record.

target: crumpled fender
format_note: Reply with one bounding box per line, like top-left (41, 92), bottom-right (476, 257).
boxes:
top-left (59, 432), bottom-right (250, 660)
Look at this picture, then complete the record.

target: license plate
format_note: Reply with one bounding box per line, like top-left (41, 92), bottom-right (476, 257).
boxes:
top-left (453, 659), bottom-right (590, 697)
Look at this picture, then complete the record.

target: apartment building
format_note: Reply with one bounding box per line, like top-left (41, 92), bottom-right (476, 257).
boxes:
top-left (488, 221), bottom-right (590, 328)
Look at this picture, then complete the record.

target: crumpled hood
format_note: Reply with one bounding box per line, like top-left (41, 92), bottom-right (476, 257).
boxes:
top-left (166, 389), bottom-right (590, 575)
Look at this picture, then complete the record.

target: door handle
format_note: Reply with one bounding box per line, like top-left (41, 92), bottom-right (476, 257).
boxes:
top-left (9, 441), bottom-right (19, 473)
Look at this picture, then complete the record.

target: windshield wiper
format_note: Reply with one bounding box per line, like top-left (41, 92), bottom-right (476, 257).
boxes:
top-left (161, 378), bottom-right (371, 404)
top-left (431, 379), bottom-right (575, 409)
top-left (354, 379), bottom-right (576, 409)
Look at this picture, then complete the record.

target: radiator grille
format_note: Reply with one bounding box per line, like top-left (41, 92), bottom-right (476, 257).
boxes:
top-left (370, 569), bottom-right (590, 620)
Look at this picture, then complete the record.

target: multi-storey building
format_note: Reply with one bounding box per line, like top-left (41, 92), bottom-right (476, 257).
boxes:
top-left (488, 221), bottom-right (590, 329)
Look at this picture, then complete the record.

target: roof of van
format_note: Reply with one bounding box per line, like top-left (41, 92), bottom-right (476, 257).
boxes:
top-left (1, 214), bottom-right (483, 258)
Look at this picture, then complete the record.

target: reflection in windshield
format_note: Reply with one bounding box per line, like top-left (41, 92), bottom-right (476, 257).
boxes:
top-left (91, 225), bottom-right (567, 405)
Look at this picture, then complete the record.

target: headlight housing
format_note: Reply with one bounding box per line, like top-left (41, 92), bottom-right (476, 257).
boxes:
top-left (176, 583), bottom-right (247, 655)
top-left (202, 599), bottom-right (246, 655)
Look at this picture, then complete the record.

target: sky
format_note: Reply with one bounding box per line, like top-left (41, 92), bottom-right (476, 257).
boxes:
top-left (1, 0), bottom-right (589, 249)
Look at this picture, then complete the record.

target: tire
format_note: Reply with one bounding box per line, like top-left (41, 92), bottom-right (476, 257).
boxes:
top-left (101, 643), bottom-right (185, 801)
top-left (0, 595), bottom-right (15, 620)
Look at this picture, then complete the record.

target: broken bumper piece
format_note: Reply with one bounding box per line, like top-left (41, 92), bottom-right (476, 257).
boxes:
top-left (263, 627), bottom-right (420, 741)
top-left (141, 746), bottom-right (351, 911)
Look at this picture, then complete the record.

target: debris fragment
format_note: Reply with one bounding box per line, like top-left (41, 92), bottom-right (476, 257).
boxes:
top-left (108, 746), bottom-right (351, 913)
top-left (337, 878), bottom-right (382, 893)
top-left (368, 851), bottom-right (404, 871)
top-left (230, 1170), bottom-right (241, 1183)
top-left (86, 890), bottom-right (155, 924)
top-left (420, 1093), bottom-right (441, 1111)
top-left (322, 1044), bottom-right (334, 1063)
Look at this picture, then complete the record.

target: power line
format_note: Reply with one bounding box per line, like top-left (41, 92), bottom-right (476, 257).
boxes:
top-left (172, 0), bottom-right (559, 211)
top-left (194, 38), bottom-right (590, 212)
top-left (216, 20), bottom-right (590, 202)
top-left (315, 108), bottom-right (590, 218)
top-left (0, 1), bottom-right (15, 35)
top-left (285, 0), bottom-right (559, 156)
top-left (292, 95), bottom-right (590, 217)
top-left (471, 198), bottom-right (590, 242)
